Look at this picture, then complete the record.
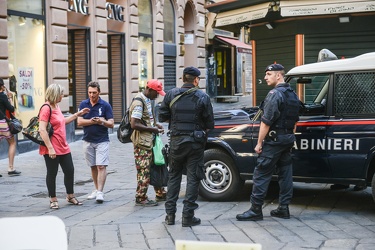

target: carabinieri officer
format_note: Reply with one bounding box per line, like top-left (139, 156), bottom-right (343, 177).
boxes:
top-left (237, 63), bottom-right (300, 221)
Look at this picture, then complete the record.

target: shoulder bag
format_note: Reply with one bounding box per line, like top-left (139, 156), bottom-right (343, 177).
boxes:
top-left (0, 109), bottom-right (22, 134)
top-left (22, 104), bottom-right (54, 146)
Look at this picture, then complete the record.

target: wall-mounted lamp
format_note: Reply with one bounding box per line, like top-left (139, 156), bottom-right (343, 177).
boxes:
top-left (19, 17), bottom-right (26, 26)
top-left (32, 19), bottom-right (41, 26)
top-left (266, 23), bottom-right (274, 30)
top-left (339, 16), bottom-right (350, 23)
top-left (268, 1), bottom-right (280, 12)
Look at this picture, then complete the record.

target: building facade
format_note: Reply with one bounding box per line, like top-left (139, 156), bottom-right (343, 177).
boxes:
top-left (0, 0), bottom-right (206, 158)
top-left (206, 0), bottom-right (375, 105)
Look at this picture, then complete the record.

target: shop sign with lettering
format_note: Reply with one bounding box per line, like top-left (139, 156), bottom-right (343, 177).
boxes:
top-left (106, 2), bottom-right (125, 22)
top-left (281, 1), bottom-right (375, 17)
top-left (65, 0), bottom-right (89, 15)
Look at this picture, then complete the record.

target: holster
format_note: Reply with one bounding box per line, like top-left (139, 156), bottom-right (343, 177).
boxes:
top-left (192, 130), bottom-right (206, 143)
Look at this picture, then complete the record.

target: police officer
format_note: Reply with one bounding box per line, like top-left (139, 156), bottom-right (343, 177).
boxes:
top-left (236, 64), bottom-right (300, 221)
top-left (158, 66), bottom-right (214, 227)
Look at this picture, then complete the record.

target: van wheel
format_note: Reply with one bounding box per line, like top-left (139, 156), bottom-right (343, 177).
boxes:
top-left (199, 149), bottom-right (244, 201)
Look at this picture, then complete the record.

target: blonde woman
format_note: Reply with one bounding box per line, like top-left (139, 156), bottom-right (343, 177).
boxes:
top-left (0, 78), bottom-right (20, 177)
top-left (39, 84), bottom-right (89, 209)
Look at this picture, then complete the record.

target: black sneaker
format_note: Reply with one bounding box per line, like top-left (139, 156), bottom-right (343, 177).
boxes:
top-left (8, 170), bottom-right (21, 176)
top-left (270, 205), bottom-right (290, 219)
top-left (182, 216), bottom-right (201, 227)
top-left (236, 204), bottom-right (263, 221)
top-left (165, 214), bottom-right (175, 225)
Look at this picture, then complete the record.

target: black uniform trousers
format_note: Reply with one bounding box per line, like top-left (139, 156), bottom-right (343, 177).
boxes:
top-left (165, 136), bottom-right (204, 218)
top-left (250, 138), bottom-right (294, 206)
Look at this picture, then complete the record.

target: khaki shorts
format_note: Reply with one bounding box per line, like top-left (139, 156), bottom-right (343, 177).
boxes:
top-left (83, 141), bottom-right (109, 167)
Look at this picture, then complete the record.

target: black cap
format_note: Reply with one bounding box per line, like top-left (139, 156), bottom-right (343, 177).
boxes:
top-left (183, 66), bottom-right (201, 77)
top-left (265, 64), bottom-right (285, 72)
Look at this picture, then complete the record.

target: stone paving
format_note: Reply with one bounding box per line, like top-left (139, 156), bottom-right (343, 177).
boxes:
top-left (1, 96), bottom-right (375, 249)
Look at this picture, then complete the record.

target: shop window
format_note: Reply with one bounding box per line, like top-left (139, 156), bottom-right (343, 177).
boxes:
top-left (7, 13), bottom-right (45, 140)
top-left (7, 1), bottom-right (44, 15)
top-left (138, 0), bottom-right (153, 91)
top-left (163, 0), bottom-right (176, 91)
top-left (163, 0), bottom-right (175, 44)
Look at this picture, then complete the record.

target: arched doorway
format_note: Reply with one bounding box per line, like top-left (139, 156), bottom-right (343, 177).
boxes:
top-left (183, 2), bottom-right (196, 67)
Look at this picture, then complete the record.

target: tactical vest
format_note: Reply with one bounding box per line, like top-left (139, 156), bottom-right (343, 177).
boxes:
top-left (271, 86), bottom-right (300, 130)
top-left (170, 89), bottom-right (203, 136)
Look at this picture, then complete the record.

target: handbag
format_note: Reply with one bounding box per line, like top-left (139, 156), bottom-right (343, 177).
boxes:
top-left (150, 163), bottom-right (168, 187)
top-left (22, 104), bottom-right (54, 146)
top-left (0, 110), bottom-right (22, 134)
top-left (153, 135), bottom-right (165, 165)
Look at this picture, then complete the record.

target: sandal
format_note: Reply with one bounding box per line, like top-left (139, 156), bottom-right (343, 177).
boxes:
top-left (50, 201), bottom-right (59, 209)
top-left (66, 196), bottom-right (83, 205)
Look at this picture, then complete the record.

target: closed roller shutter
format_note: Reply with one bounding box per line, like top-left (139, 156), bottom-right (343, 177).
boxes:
top-left (255, 35), bottom-right (295, 104)
top-left (164, 57), bottom-right (176, 92)
top-left (305, 31), bottom-right (375, 63)
top-left (108, 34), bottom-right (125, 123)
top-left (68, 29), bottom-right (91, 128)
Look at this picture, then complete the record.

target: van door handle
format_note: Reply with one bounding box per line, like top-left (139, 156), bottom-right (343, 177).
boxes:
top-left (306, 126), bottom-right (326, 131)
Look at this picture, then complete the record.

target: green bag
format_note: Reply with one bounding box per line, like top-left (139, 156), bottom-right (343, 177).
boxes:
top-left (153, 135), bottom-right (165, 165)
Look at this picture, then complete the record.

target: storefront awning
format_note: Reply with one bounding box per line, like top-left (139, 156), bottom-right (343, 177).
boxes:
top-left (280, 0), bottom-right (375, 17)
top-left (215, 3), bottom-right (269, 27)
top-left (215, 36), bottom-right (252, 54)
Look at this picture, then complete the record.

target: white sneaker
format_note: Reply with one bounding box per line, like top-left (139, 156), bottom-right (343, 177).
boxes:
top-left (96, 191), bottom-right (104, 203)
top-left (88, 190), bottom-right (97, 200)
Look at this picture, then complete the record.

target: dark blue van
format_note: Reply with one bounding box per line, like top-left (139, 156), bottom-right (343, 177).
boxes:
top-left (202, 52), bottom-right (375, 201)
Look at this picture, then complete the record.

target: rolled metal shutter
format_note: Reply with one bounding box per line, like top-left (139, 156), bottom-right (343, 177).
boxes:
top-left (108, 34), bottom-right (125, 123)
top-left (255, 35), bottom-right (295, 104)
top-left (305, 31), bottom-right (375, 63)
top-left (68, 29), bottom-right (90, 116)
top-left (164, 57), bottom-right (176, 92)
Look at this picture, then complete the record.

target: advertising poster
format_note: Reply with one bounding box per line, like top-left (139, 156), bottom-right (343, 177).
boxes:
top-left (17, 67), bottom-right (35, 111)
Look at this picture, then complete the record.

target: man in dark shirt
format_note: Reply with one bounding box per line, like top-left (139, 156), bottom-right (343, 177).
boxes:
top-left (77, 81), bottom-right (114, 204)
top-left (236, 64), bottom-right (300, 221)
top-left (159, 66), bottom-right (214, 227)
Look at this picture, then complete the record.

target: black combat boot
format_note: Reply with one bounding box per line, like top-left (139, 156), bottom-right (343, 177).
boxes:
top-left (182, 216), bottom-right (201, 227)
top-left (270, 205), bottom-right (290, 219)
top-left (165, 214), bottom-right (175, 225)
top-left (236, 204), bottom-right (263, 221)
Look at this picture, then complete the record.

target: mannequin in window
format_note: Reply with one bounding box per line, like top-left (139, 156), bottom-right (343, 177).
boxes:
top-left (7, 64), bottom-right (18, 116)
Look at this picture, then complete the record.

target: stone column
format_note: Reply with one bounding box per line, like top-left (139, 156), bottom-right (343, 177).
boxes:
top-left (0, 0), bottom-right (9, 81)
top-left (47, 0), bottom-right (70, 111)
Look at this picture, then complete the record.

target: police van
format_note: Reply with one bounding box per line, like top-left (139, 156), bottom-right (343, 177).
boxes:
top-left (202, 51), bottom-right (375, 202)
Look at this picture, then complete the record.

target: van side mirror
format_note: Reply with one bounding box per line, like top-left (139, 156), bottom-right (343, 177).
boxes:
top-left (300, 103), bottom-right (325, 116)
top-left (297, 78), bottom-right (312, 84)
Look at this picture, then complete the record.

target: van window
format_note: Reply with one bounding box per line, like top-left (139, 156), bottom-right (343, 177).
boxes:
top-left (288, 75), bottom-right (329, 116)
top-left (289, 75), bottom-right (329, 104)
top-left (334, 72), bottom-right (375, 116)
